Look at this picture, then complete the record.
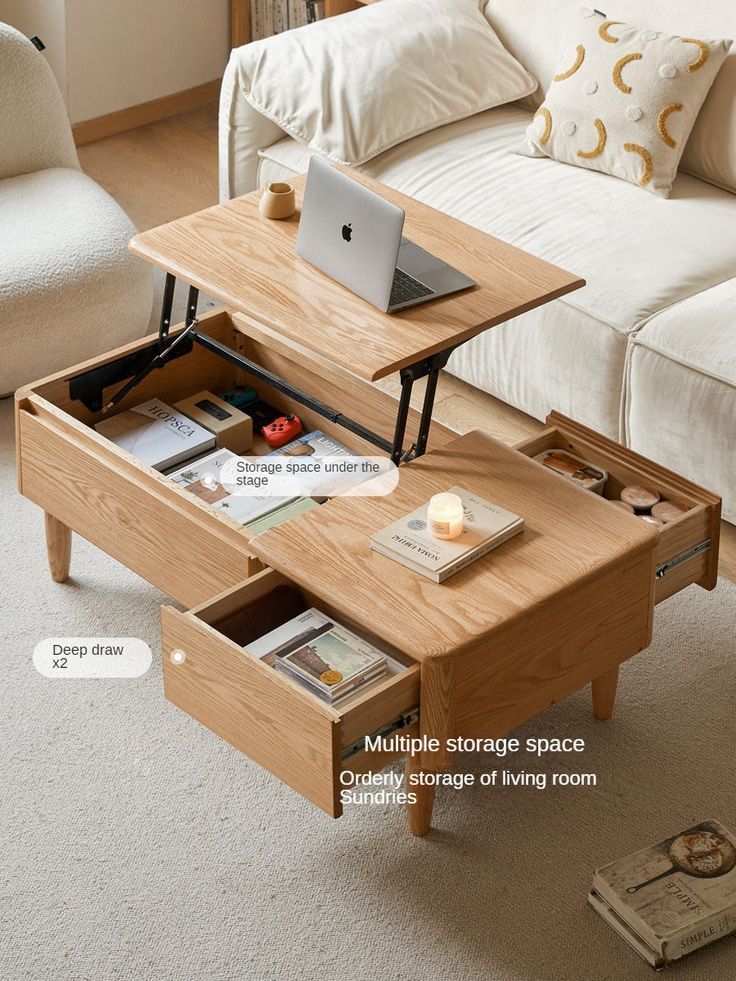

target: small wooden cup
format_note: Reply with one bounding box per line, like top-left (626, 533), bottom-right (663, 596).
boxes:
top-left (259, 181), bottom-right (296, 220)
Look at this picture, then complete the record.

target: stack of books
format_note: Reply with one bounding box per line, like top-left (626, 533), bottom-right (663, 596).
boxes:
top-left (95, 398), bottom-right (215, 471)
top-left (370, 486), bottom-right (524, 583)
top-left (250, 0), bottom-right (312, 40)
top-left (589, 820), bottom-right (736, 968)
top-left (167, 447), bottom-right (300, 528)
top-left (246, 608), bottom-right (387, 705)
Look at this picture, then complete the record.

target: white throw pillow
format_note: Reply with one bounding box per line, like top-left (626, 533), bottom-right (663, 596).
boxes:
top-left (231, 0), bottom-right (537, 167)
top-left (518, 8), bottom-right (732, 197)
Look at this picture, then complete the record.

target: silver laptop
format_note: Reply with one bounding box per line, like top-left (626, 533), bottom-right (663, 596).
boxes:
top-left (295, 157), bottom-right (476, 313)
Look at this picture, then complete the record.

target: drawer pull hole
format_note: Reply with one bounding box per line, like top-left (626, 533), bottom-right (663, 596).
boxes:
top-left (170, 649), bottom-right (187, 665)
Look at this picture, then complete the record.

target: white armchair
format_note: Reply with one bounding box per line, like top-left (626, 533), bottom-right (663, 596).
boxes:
top-left (0, 23), bottom-right (153, 394)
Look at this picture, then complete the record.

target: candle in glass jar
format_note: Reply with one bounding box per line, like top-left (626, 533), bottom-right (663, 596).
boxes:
top-left (428, 492), bottom-right (464, 540)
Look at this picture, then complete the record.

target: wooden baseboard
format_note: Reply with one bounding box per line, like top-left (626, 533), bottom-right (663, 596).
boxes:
top-left (72, 78), bottom-right (222, 147)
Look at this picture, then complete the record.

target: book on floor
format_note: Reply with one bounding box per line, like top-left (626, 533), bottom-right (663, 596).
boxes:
top-left (370, 486), bottom-right (524, 583)
top-left (95, 398), bottom-right (216, 471)
top-left (245, 607), bottom-right (387, 704)
top-left (168, 448), bottom-right (296, 525)
top-left (589, 820), bottom-right (736, 968)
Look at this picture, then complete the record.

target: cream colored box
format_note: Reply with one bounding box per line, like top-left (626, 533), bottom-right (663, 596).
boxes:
top-left (174, 391), bottom-right (252, 453)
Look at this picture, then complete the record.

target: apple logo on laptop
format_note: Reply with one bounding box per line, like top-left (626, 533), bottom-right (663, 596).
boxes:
top-left (341, 222), bottom-right (352, 243)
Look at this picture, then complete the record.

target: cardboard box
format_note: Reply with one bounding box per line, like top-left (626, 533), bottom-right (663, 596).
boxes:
top-left (174, 391), bottom-right (253, 453)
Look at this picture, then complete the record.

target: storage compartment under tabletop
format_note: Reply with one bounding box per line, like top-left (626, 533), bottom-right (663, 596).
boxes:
top-left (16, 309), bottom-right (437, 606)
top-left (161, 567), bottom-right (420, 818)
top-left (514, 412), bottom-right (721, 604)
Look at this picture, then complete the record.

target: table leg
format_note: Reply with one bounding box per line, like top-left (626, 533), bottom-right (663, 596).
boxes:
top-left (592, 666), bottom-right (620, 720)
top-left (44, 512), bottom-right (71, 582)
top-left (405, 753), bottom-right (437, 837)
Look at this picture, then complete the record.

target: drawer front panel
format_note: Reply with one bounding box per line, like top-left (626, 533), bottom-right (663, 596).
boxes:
top-left (18, 409), bottom-right (256, 606)
top-left (163, 569), bottom-right (422, 818)
top-left (161, 606), bottom-right (342, 816)
top-left (514, 413), bottom-right (721, 603)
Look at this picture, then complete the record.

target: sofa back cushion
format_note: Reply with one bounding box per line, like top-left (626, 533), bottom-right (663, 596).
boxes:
top-left (232, 0), bottom-right (536, 167)
top-left (483, 0), bottom-right (736, 192)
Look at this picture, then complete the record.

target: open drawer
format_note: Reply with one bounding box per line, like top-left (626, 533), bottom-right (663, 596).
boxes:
top-left (514, 412), bottom-right (721, 604)
top-left (161, 567), bottom-right (421, 817)
top-left (16, 309), bottom-right (453, 607)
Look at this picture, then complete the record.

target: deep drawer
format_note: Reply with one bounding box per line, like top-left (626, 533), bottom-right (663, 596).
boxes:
top-left (161, 568), bottom-right (421, 817)
top-left (513, 412), bottom-right (721, 604)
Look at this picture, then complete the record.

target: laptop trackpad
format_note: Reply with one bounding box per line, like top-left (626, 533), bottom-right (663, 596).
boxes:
top-left (398, 242), bottom-right (446, 277)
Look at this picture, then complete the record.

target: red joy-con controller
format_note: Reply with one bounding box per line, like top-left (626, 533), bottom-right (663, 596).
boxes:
top-left (261, 414), bottom-right (303, 448)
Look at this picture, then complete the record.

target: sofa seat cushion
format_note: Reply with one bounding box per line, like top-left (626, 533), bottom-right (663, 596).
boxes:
top-left (624, 279), bottom-right (736, 520)
top-left (261, 104), bottom-right (736, 335)
top-left (0, 168), bottom-right (153, 392)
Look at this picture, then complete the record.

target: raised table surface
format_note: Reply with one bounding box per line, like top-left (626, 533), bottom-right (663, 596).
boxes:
top-left (130, 170), bottom-right (585, 382)
top-left (249, 430), bottom-right (657, 661)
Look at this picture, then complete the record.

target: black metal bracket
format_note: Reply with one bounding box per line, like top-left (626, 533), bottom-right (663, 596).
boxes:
top-left (70, 272), bottom-right (454, 462)
top-left (68, 335), bottom-right (194, 413)
top-left (192, 330), bottom-right (393, 455)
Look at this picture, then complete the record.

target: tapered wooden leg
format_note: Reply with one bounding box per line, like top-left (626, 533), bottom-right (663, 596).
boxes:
top-left (44, 512), bottom-right (71, 582)
top-left (406, 753), bottom-right (436, 837)
top-left (592, 666), bottom-right (620, 720)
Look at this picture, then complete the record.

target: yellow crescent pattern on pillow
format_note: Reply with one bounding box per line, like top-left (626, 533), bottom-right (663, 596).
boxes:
top-left (680, 37), bottom-right (710, 72)
top-left (624, 143), bottom-right (654, 186)
top-left (598, 20), bottom-right (623, 44)
top-left (535, 107), bottom-right (553, 145)
top-left (658, 103), bottom-right (684, 148)
top-left (613, 52), bottom-right (643, 94)
top-left (577, 119), bottom-right (607, 159)
top-left (553, 44), bottom-right (585, 82)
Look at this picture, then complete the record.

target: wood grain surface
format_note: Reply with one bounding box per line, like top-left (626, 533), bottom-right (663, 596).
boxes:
top-left (131, 171), bottom-right (585, 381)
top-left (251, 429), bottom-right (657, 661)
top-left (162, 604), bottom-right (343, 816)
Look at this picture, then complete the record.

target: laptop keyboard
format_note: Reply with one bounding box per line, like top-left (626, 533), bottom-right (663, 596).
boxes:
top-left (389, 267), bottom-right (435, 308)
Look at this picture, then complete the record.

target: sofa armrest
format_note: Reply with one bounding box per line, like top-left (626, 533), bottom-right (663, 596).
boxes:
top-left (219, 48), bottom-right (288, 200)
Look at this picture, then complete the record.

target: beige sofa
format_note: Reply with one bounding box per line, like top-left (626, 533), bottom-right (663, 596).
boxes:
top-left (218, 0), bottom-right (736, 522)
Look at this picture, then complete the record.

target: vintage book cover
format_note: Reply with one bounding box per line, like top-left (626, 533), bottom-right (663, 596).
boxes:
top-left (168, 448), bottom-right (296, 525)
top-left (370, 486), bottom-right (524, 583)
top-left (95, 398), bottom-right (215, 471)
top-left (590, 820), bottom-right (736, 967)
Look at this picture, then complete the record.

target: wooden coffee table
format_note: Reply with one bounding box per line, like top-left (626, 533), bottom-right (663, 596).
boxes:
top-left (17, 174), bottom-right (720, 838)
top-left (248, 427), bottom-right (659, 834)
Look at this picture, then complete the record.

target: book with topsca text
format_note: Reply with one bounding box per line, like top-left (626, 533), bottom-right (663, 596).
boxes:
top-left (589, 820), bottom-right (736, 968)
top-left (95, 398), bottom-right (215, 471)
top-left (370, 486), bottom-right (524, 583)
top-left (245, 607), bottom-right (387, 704)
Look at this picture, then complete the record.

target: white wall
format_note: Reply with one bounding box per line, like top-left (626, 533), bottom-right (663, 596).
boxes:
top-left (65, 0), bottom-right (230, 123)
top-left (0, 0), bottom-right (67, 99)
top-left (1, 0), bottom-right (229, 124)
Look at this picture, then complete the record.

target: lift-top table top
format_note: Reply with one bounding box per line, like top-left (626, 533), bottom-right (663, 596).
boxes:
top-left (130, 169), bottom-right (585, 383)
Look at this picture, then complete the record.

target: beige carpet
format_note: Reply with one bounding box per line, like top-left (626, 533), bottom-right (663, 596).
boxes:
top-left (2, 396), bottom-right (735, 981)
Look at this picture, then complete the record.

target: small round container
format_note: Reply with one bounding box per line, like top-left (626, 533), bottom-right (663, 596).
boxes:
top-left (620, 485), bottom-right (660, 511)
top-left (651, 500), bottom-right (689, 523)
top-left (259, 182), bottom-right (296, 220)
top-left (611, 499), bottom-right (635, 513)
top-left (639, 514), bottom-right (664, 528)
